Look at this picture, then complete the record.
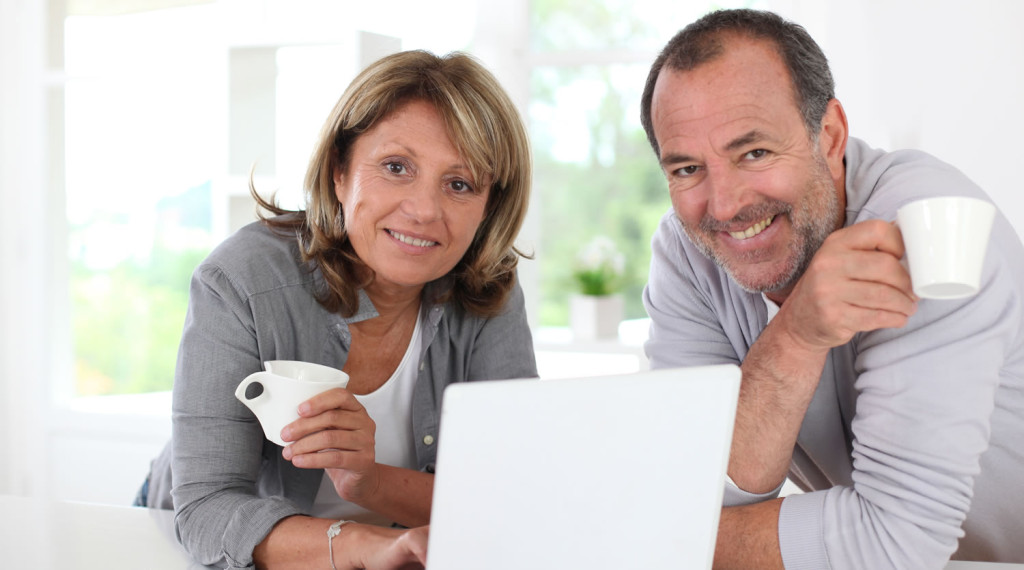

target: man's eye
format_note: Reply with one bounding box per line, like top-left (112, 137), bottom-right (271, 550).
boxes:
top-left (745, 149), bottom-right (768, 160)
top-left (675, 165), bottom-right (700, 177)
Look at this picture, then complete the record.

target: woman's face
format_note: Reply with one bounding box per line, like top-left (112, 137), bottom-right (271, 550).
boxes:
top-left (334, 99), bottom-right (491, 297)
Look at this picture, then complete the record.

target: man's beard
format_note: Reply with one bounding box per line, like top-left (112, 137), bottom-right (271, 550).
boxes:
top-left (682, 154), bottom-right (841, 294)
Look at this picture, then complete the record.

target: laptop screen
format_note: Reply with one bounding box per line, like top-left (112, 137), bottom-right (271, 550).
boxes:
top-left (426, 365), bottom-right (741, 570)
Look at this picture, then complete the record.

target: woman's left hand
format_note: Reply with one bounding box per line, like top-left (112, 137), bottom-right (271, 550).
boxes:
top-left (281, 387), bottom-right (382, 503)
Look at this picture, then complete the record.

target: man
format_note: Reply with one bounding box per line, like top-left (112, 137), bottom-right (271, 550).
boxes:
top-left (640, 8), bottom-right (1024, 569)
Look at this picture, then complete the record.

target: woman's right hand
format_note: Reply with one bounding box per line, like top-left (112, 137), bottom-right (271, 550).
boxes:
top-left (280, 387), bottom-right (382, 503)
top-left (336, 524), bottom-right (429, 570)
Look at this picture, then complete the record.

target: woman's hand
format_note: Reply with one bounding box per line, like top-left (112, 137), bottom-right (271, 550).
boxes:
top-left (338, 524), bottom-right (429, 570)
top-left (253, 517), bottom-right (428, 570)
top-left (280, 388), bottom-right (382, 503)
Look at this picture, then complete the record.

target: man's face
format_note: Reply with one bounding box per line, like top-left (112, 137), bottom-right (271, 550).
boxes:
top-left (650, 36), bottom-right (844, 297)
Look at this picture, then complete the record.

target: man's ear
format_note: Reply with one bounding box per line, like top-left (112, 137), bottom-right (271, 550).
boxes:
top-left (818, 98), bottom-right (849, 183)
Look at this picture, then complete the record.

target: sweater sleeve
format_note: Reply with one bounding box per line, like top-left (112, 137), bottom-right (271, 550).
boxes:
top-left (465, 278), bottom-right (538, 382)
top-left (643, 211), bottom-right (763, 371)
top-left (777, 224), bottom-right (1020, 569)
top-left (171, 263), bottom-right (303, 569)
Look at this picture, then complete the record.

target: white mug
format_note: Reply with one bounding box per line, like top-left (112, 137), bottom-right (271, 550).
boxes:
top-left (896, 196), bottom-right (996, 300)
top-left (235, 360), bottom-right (349, 446)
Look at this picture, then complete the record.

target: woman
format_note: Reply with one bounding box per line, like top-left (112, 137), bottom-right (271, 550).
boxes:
top-left (139, 50), bottom-right (537, 569)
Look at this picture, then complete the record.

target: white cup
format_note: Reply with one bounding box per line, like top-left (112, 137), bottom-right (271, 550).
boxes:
top-left (896, 196), bottom-right (996, 300)
top-left (235, 360), bottom-right (349, 446)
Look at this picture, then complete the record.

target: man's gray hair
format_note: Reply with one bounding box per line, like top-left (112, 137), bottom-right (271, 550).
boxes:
top-left (640, 9), bottom-right (835, 157)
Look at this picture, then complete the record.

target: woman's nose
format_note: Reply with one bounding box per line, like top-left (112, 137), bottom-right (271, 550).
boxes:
top-left (401, 181), bottom-right (442, 223)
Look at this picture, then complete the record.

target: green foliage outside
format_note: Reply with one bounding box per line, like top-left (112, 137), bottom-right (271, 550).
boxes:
top-left (69, 182), bottom-right (213, 396)
top-left (528, 0), bottom-right (762, 328)
top-left (531, 65), bottom-right (671, 326)
top-left (534, 131), bottom-right (670, 326)
top-left (71, 245), bottom-right (208, 395)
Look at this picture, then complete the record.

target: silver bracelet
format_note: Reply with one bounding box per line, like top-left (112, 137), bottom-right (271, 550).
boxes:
top-left (327, 519), bottom-right (357, 570)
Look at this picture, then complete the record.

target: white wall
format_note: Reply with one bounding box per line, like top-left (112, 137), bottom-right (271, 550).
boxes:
top-left (0, 0), bottom-right (53, 498)
top-left (783, 0), bottom-right (1024, 235)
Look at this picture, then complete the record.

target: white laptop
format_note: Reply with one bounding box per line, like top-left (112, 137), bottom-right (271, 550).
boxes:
top-left (426, 364), bottom-right (741, 570)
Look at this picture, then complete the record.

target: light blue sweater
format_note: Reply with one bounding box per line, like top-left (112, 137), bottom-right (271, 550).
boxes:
top-left (644, 137), bottom-right (1024, 567)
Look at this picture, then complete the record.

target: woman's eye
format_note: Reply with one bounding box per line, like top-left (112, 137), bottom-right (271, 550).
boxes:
top-left (449, 179), bottom-right (473, 193)
top-left (386, 162), bottom-right (407, 175)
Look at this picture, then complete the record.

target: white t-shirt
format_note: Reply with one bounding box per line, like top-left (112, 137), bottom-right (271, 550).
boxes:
top-left (310, 311), bottom-right (422, 525)
top-left (763, 293), bottom-right (780, 322)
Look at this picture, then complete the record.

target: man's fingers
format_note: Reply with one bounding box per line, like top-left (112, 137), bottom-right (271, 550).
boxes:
top-left (827, 219), bottom-right (906, 259)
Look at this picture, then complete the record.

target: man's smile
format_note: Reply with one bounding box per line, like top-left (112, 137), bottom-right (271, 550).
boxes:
top-left (728, 215), bottom-right (776, 240)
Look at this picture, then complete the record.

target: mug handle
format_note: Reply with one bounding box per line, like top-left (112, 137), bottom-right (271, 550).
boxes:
top-left (235, 371), bottom-right (270, 403)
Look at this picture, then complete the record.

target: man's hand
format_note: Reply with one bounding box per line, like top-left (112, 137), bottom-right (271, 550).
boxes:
top-left (730, 219), bottom-right (917, 494)
top-left (772, 219), bottom-right (918, 351)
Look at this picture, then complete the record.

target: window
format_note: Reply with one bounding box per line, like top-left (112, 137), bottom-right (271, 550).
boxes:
top-left (18, 0), bottom-right (479, 504)
top-left (527, 0), bottom-right (766, 326)
top-left (5, 0), bottom-right (771, 503)
top-left (60, 1), bottom-right (471, 398)
top-left (64, 8), bottom-right (223, 396)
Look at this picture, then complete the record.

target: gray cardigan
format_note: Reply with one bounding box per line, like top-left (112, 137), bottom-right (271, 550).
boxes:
top-left (145, 220), bottom-right (537, 569)
top-left (643, 137), bottom-right (1024, 567)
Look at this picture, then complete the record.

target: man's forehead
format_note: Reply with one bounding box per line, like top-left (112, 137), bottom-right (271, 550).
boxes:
top-left (654, 94), bottom-right (785, 154)
top-left (651, 45), bottom-right (803, 155)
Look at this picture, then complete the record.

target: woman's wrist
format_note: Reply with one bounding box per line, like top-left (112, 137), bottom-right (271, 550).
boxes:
top-left (328, 520), bottom-right (358, 570)
top-left (334, 523), bottom-right (411, 570)
top-left (337, 462), bottom-right (384, 505)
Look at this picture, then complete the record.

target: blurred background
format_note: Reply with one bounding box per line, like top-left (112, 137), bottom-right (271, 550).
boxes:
top-left (2, 0), bottom-right (1022, 505)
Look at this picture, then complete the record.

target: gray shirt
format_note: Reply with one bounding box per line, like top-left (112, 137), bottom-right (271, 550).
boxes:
top-left (145, 219), bottom-right (537, 569)
top-left (643, 137), bottom-right (1024, 567)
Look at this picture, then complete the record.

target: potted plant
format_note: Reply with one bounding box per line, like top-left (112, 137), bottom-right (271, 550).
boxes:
top-left (569, 236), bottom-right (626, 340)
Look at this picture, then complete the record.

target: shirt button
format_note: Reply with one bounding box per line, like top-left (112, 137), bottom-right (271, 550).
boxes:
top-left (423, 434), bottom-right (435, 446)
top-left (419, 361), bottom-right (425, 371)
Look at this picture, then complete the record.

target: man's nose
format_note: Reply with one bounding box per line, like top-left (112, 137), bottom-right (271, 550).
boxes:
top-left (704, 165), bottom-right (751, 222)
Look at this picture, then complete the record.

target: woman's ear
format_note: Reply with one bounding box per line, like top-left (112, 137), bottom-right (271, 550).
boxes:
top-left (333, 166), bottom-right (346, 202)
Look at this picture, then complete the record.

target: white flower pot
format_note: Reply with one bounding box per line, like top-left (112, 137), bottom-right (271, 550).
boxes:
top-left (569, 293), bottom-right (623, 341)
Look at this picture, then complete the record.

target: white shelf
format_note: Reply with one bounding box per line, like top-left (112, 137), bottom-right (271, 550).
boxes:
top-left (533, 319), bottom-right (650, 380)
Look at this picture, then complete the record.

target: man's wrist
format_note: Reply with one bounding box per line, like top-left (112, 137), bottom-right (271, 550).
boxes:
top-left (724, 472), bottom-right (786, 503)
top-left (763, 310), bottom-right (831, 358)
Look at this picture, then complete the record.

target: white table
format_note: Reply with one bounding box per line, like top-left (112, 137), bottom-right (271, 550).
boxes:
top-left (0, 495), bottom-right (213, 569)
top-left (1, 494), bottom-right (1020, 569)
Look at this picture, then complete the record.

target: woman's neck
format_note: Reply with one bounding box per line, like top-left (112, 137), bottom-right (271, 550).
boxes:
top-left (357, 283), bottom-right (423, 338)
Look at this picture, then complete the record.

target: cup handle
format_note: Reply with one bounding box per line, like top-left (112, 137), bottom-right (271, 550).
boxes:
top-left (889, 219), bottom-right (911, 273)
top-left (235, 372), bottom-right (269, 403)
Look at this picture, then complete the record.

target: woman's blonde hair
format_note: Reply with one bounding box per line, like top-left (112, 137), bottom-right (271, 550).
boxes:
top-left (254, 50), bottom-right (532, 317)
